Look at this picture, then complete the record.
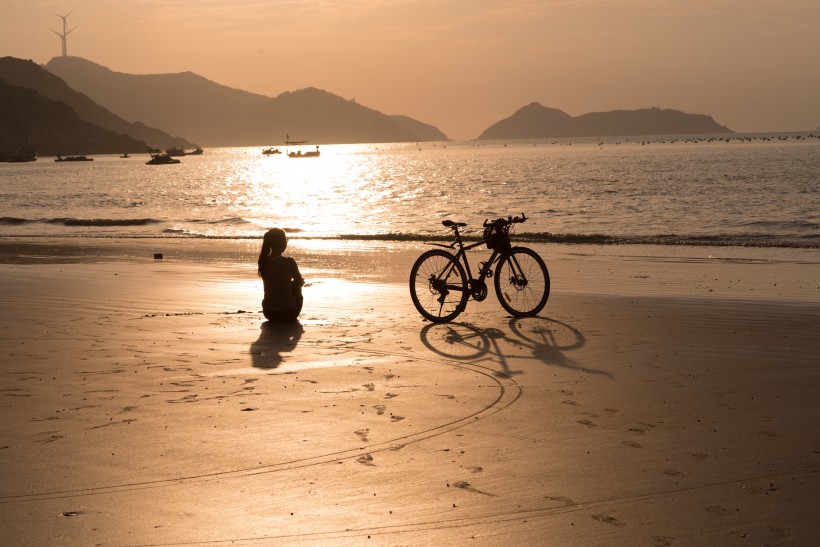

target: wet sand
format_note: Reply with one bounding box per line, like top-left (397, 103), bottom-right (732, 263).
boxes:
top-left (1, 239), bottom-right (818, 546)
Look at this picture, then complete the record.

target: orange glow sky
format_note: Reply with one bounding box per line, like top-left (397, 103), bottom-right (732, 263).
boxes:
top-left (2, 1), bottom-right (819, 140)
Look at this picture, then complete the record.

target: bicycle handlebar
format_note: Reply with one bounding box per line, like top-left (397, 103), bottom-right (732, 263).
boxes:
top-left (483, 213), bottom-right (527, 228)
top-left (441, 214), bottom-right (527, 231)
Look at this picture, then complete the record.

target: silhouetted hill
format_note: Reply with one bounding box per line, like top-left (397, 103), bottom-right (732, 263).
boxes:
top-left (390, 115), bottom-right (448, 141)
top-left (479, 103), bottom-right (733, 139)
top-left (0, 79), bottom-right (149, 156)
top-left (45, 56), bottom-right (448, 146)
top-left (0, 57), bottom-right (191, 150)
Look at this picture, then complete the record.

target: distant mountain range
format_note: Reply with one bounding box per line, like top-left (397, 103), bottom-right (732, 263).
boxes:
top-left (0, 80), bottom-right (151, 157)
top-left (0, 57), bottom-right (191, 155)
top-left (1, 54), bottom-right (738, 158)
top-left (479, 103), bottom-right (732, 139)
top-left (44, 56), bottom-right (447, 147)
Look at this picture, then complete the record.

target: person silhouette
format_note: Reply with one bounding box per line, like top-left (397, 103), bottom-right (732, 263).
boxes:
top-left (258, 228), bottom-right (304, 323)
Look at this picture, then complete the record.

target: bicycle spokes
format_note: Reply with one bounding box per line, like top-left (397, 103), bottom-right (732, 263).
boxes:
top-left (410, 249), bottom-right (469, 323)
top-left (508, 270), bottom-right (528, 290)
top-left (495, 248), bottom-right (550, 317)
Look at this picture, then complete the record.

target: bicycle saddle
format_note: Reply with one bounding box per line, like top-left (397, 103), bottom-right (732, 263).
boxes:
top-left (442, 220), bottom-right (467, 228)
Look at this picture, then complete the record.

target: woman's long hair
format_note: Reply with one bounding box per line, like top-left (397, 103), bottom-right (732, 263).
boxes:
top-left (258, 228), bottom-right (287, 277)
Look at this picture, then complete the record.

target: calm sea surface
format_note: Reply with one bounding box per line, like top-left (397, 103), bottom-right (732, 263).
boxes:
top-left (1, 136), bottom-right (818, 248)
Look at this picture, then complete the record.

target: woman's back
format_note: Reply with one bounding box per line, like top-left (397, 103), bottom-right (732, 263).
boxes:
top-left (261, 256), bottom-right (301, 310)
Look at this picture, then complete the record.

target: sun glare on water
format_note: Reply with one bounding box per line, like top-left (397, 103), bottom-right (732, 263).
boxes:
top-left (232, 144), bottom-right (400, 238)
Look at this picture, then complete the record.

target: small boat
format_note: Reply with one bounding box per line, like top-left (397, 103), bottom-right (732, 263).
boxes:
top-left (284, 133), bottom-right (307, 145)
top-left (186, 147), bottom-right (204, 155)
top-left (165, 146), bottom-right (186, 157)
top-left (55, 155), bottom-right (93, 162)
top-left (288, 146), bottom-right (320, 158)
top-left (262, 147), bottom-right (281, 155)
top-left (1, 145), bottom-right (37, 163)
top-left (146, 152), bottom-right (181, 165)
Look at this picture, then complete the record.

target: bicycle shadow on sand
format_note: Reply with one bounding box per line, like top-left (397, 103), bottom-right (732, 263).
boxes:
top-left (250, 321), bottom-right (304, 369)
top-left (419, 316), bottom-right (610, 378)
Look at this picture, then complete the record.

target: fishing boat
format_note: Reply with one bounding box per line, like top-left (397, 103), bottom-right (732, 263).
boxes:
top-left (186, 147), bottom-right (204, 155)
top-left (165, 147), bottom-right (186, 157)
top-left (55, 155), bottom-right (93, 162)
top-left (146, 152), bottom-right (181, 165)
top-left (287, 146), bottom-right (320, 158)
top-left (284, 133), bottom-right (308, 145)
top-left (1, 145), bottom-right (37, 162)
top-left (262, 147), bottom-right (281, 155)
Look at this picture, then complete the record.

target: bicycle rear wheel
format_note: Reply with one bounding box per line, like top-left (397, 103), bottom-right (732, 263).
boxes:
top-left (494, 247), bottom-right (550, 317)
top-left (410, 249), bottom-right (469, 323)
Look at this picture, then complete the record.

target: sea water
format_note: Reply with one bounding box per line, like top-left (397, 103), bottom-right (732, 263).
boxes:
top-left (1, 136), bottom-right (818, 248)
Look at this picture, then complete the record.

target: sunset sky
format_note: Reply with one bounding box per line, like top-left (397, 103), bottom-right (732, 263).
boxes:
top-left (2, 0), bottom-right (819, 140)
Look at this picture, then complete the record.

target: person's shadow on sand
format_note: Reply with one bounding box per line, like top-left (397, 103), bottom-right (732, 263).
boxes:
top-left (250, 321), bottom-right (304, 369)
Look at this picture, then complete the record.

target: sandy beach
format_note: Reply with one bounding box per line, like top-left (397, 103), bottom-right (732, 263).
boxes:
top-left (1, 238), bottom-right (818, 546)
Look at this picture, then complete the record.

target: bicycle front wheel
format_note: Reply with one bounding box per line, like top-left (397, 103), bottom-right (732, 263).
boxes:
top-left (410, 249), bottom-right (469, 323)
top-left (494, 247), bottom-right (550, 317)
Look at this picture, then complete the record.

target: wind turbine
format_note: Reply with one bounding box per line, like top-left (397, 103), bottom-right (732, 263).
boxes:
top-left (50, 8), bottom-right (77, 57)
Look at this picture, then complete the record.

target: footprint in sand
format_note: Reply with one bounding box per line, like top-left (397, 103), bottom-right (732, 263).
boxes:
top-left (622, 440), bottom-right (642, 449)
top-left (577, 419), bottom-right (597, 427)
top-left (357, 454), bottom-right (375, 466)
top-left (546, 496), bottom-right (577, 507)
top-left (452, 481), bottom-right (494, 496)
top-left (706, 505), bottom-right (730, 517)
top-left (363, 383), bottom-right (375, 391)
top-left (373, 404), bottom-right (386, 415)
top-left (354, 429), bottom-right (370, 442)
top-left (591, 514), bottom-right (626, 527)
top-left (663, 469), bottom-right (685, 477)
top-left (390, 415), bottom-right (405, 422)
top-left (34, 433), bottom-right (64, 443)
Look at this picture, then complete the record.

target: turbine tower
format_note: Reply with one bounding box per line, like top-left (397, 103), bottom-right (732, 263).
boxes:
top-left (50, 9), bottom-right (77, 57)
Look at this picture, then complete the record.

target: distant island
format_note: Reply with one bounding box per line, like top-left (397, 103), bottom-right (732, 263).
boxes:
top-left (478, 103), bottom-right (733, 139)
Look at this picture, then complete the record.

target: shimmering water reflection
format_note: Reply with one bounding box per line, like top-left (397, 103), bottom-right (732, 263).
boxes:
top-left (1, 139), bottom-right (818, 247)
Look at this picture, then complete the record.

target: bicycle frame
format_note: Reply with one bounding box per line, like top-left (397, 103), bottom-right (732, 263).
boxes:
top-left (426, 227), bottom-right (502, 297)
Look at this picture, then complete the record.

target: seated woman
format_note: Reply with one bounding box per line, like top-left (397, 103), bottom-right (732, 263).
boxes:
top-left (258, 228), bottom-right (304, 323)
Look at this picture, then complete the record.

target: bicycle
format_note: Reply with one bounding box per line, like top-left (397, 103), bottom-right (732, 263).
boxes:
top-left (409, 214), bottom-right (550, 323)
